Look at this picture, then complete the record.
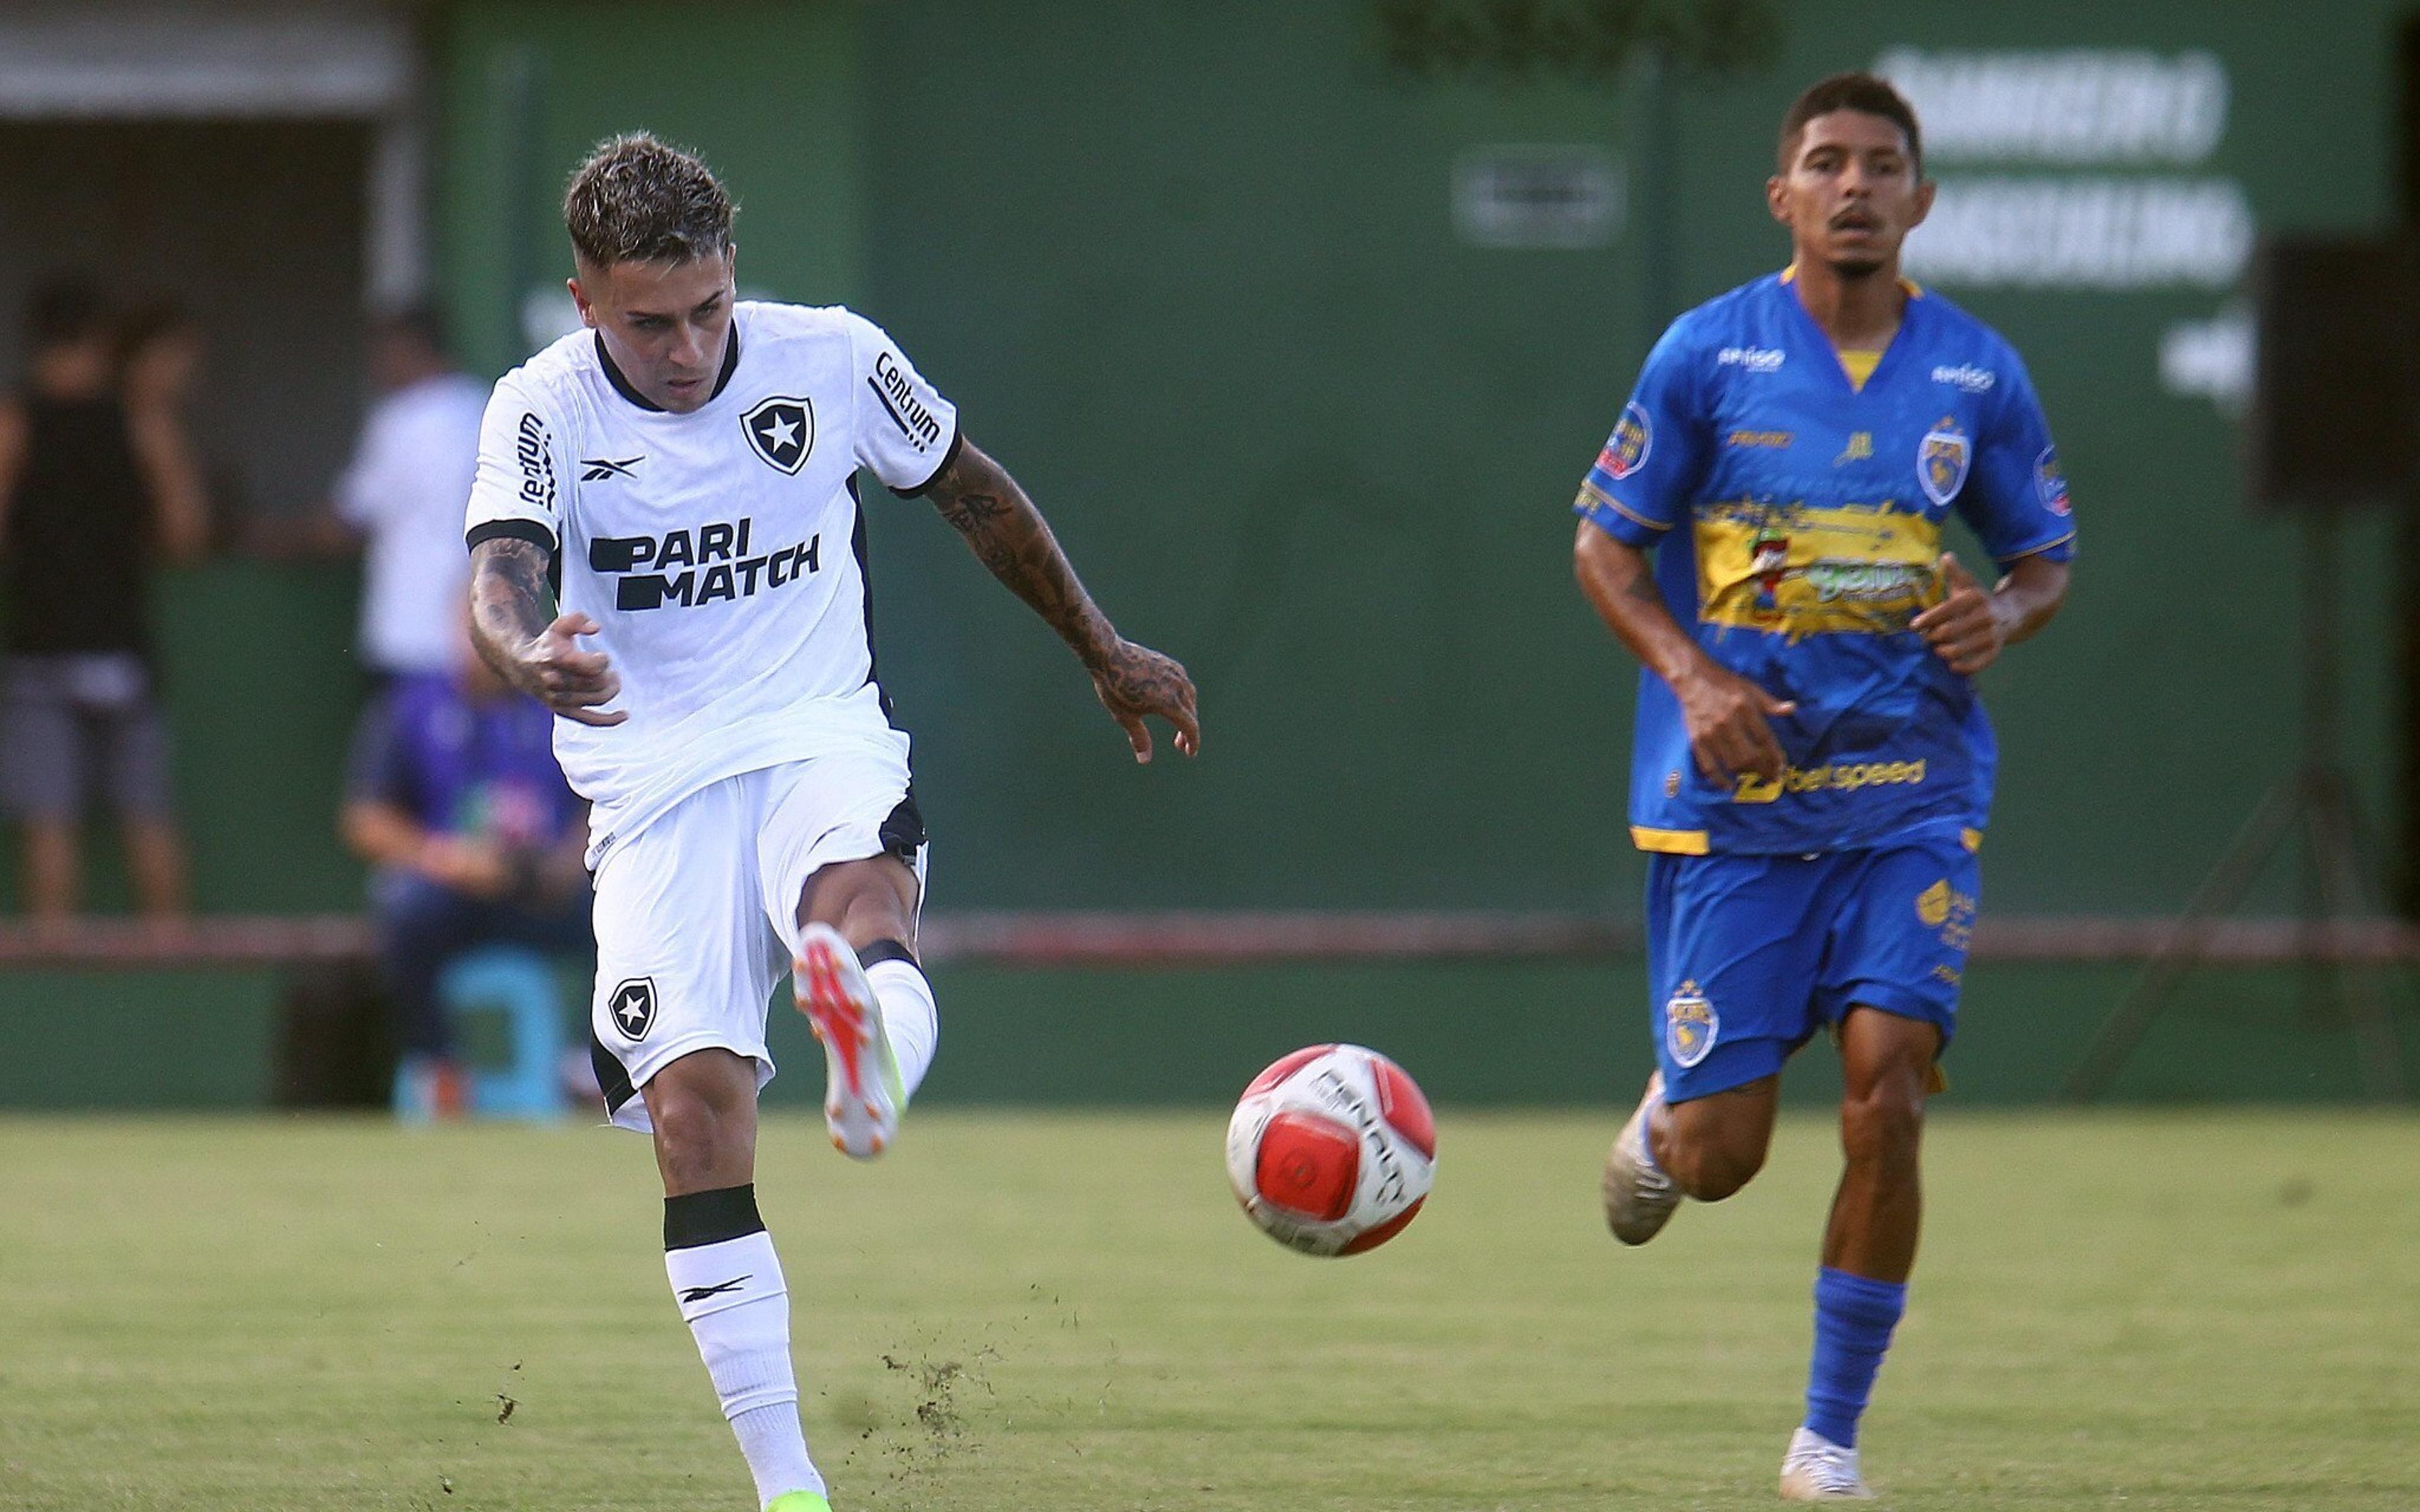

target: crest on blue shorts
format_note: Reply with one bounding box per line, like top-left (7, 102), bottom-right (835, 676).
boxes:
top-left (1918, 419), bottom-right (1971, 507)
top-left (1665, 980), bottom-right (1718, 1068)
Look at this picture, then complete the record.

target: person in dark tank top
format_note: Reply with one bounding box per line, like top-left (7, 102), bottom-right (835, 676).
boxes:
top-left (0, 278), bottom-right (209, 927)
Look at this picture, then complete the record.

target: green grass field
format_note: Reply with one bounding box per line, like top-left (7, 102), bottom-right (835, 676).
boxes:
top-left (3, 1109), bottom-right (2416, 1511)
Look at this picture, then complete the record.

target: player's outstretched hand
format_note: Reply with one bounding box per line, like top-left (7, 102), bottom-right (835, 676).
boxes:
top-left (1671, 661), bottom-right (1795, 788)
top-left (1912, 553), bottom-right (2006, 677)
top-left (516, 612), bottom-right (627, 726)
top-left (1090, 639), bottom-right (1201, 764)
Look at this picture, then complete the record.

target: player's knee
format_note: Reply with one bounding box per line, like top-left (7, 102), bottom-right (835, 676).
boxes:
top-left (650, 1086), bottom-right (746, 1187)
top-left (1839, 1079), bottom-right (1924, 1169)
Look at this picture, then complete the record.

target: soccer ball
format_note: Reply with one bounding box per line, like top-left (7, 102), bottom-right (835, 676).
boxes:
top-left (1225, 1043), bottom-right (1436, 1256)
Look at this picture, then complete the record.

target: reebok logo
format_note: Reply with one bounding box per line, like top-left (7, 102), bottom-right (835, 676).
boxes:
top-left (678, 1275), bottom-right (752, 1303)
top-left (587, 517), bottom-right (821, 612)
top-left (580, 455), bottom-right (644, 481)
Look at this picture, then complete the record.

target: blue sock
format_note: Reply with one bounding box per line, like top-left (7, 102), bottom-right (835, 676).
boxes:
top-left (1804, 1266), bottom-right (1907, 1448)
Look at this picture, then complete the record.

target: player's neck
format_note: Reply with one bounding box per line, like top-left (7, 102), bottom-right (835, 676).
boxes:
top-left (1787, 258), bottom-right (1908, 352)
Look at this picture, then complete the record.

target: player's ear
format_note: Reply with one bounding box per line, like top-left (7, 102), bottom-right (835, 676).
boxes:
top-left (1908, 176), bottom-right (1937, 229)
top-left (567, 275), bottom-right (598, 330)
top-left (1765, 174), bottom-right (1792, 227)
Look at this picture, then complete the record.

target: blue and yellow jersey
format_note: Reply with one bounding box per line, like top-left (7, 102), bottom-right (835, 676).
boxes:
top-left (1575, 269), bottom-right (2076, 857)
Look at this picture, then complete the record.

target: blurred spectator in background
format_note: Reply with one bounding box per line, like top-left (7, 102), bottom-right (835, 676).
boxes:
top-left (342, 622), bottom-right (591, 1116)
top-left (324, 307), bottom-right (487, 680)
top-left (0, 279), bottom-right (207, 928)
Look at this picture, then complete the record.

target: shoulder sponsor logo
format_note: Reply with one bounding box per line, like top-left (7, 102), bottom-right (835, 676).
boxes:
top-left (608, 978), bottom-right (657, 1040)
top-left (1665, 980), bottom-right (1718, 1068)
top-left (1726, 429), bottom-right (1792, 449)
top-left (587, 517), bottom-right (821, 612)
top-left (2036, 444), bottom-right (2072, 515)
top-left (580, 455), bottom-right (643, 482)
top-left (1717, 345), bottom-right (1786, 372)
top-left (868, 351), bottom-right (943, 452)
top-left (1930, 363), bottom-right (1997, 392)
top-left (1601, 401), bottom-right (1652, 479)
top-left (1918, 416), bottom-right (1972, 507)
top-left (515, 413), bottom-right (556, 515)
top-left (742, 396), bottom-right (815, 474)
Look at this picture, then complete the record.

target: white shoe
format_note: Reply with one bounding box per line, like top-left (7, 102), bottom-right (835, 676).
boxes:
top-left (1601, 1070), bottom-right (1680, 1245)
top-left (794, 924), bottom-right (902, 1159)
top-left (1778, 1426), bottom-right (1874, 1501)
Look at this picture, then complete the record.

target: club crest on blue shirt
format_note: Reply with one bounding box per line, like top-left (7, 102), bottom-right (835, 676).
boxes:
top-left (1918, 418), bottom-right (1971, 507)
top-left (1601, 401), bottom-right (1652, 479)
top-left (1665, 980), bottom-right (1718, 1068)
top-left (742, 395), bottom-right (815, 475)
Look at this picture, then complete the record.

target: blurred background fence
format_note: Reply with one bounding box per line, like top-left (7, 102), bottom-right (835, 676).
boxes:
top-left (2, 0), bottom-right (2416, 1109)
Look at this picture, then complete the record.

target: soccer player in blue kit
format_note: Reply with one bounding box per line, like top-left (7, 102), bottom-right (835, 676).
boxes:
top-left (1571, 74), bottom-right (2074, 1500)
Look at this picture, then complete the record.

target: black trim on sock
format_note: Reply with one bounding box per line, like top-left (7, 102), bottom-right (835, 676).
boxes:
top-left (664, 1184), bottom-right (764, 1251)
top-left (860, 937), bottom-right (919, 970)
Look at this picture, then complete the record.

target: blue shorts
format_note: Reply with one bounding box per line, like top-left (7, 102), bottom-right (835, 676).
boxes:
top-left (1644, 834), bottom-right (1979, 1102)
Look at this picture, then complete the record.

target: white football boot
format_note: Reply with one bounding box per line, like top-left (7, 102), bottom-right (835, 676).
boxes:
top-left (1778, 1426), bottom-right (1875, 1501)
top-left (1601, 1070), bottom-right (1681, 1245)
top-left (794, 923), bottom-right (903, 1159)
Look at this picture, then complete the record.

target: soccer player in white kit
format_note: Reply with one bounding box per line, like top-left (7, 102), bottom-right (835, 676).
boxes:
top-left (463, 135), bottom-right (1200, 1512)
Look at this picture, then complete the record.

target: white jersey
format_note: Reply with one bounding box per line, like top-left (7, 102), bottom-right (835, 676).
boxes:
top-left (336, 370), bottom-right (488, 675)
top-left (463, 301), bottom-right (959, 863)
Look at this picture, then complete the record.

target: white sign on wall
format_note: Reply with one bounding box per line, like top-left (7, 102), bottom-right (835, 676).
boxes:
top-left (1877, 47), bottom-right (2252, 410)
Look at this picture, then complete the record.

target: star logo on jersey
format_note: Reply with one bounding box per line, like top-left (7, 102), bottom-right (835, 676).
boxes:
top-left (608, 978), bottom-right (658, 1041)
top-left (1665, 981), bottom-right (1718, 1069)
top-left (742, 395), bottom-right (815, 475)
top-left (1918, 418), bottom-right (1971, 507)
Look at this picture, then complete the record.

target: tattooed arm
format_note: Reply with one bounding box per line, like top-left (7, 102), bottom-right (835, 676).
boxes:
top-left (1572, 520), bottom-right (1791, 786)
top-left (467, 536), bottom-right (626, 727)
top-left (926, 440), bottom-right (1199, 762)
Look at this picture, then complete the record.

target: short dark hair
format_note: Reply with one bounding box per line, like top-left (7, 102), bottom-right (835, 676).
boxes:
top-left (28, 275), bottom-right (108, 348)
top-left (563, 132), bottom-right (735, 269)
top-left (1777, 72), bottom-right (1923, 175)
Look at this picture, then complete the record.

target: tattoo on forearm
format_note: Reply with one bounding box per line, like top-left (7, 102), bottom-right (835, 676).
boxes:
top-left (929, 444), bottom-right (1112, 660)
top-left (469, 537), bottom-right (554, 682)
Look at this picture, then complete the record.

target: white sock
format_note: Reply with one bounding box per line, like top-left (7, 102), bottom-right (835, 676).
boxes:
top-left (666, 1230), bottom-right (823, 1507)
top-left (866, 957), bottom-right (939, 1100)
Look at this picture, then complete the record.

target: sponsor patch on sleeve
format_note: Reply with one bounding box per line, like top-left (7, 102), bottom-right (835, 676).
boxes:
top-left (2036, 445), bottom-right (2071, 516)
top-left (1599, 401), bottom-right (1652, 480)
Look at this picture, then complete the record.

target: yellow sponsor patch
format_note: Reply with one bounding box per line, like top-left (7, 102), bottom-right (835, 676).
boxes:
top-left (1726, 429), bottom-right (1793, 449)
top-left (1916, 879), bottom-right (1952, 927)
top-left (1695, 500), bottom-right (1944, 640)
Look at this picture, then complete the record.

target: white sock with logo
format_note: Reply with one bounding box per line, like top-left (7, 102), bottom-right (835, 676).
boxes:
top-left (664, 1199), bottom-right (822, 1508)
top-left (865, 955), bottom-right (939, 1100)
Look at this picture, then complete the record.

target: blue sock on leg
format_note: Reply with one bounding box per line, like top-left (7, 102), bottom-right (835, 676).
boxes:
top-left (1804, 1266), bottom-right (1907, 1448)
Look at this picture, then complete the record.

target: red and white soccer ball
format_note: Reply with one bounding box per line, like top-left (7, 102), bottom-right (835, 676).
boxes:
top-left (1225, 1043), bottom-right (1437, 1256)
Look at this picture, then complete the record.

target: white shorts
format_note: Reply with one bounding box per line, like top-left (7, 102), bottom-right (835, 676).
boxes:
top-left (587, 742), bottom-right (926, 1132)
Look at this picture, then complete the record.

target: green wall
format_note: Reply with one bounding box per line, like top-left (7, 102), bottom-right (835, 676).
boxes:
top-left (26, 1), bottom-right (2415, 1109)
top-left (411, 1), bottom-right (2415, 921)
